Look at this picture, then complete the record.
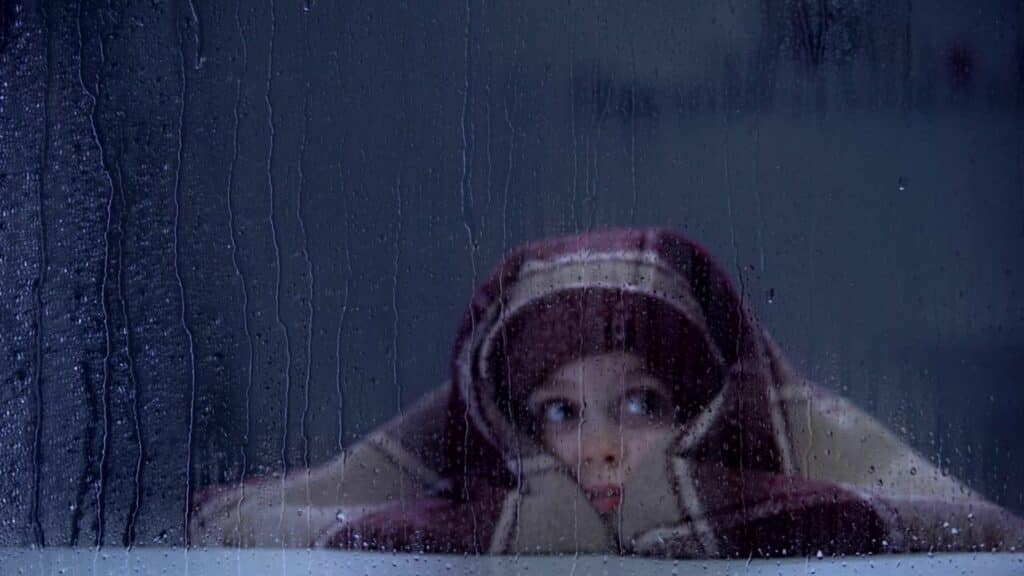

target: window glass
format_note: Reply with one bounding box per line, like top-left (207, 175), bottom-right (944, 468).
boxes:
top-left (0, 0), bottom-right (1021, 564)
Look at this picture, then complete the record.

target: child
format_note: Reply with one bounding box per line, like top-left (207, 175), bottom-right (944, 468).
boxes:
top-left (523, 350), bottom-right (677, 516)
top-left (190, 228), bottom-right (1023, 556)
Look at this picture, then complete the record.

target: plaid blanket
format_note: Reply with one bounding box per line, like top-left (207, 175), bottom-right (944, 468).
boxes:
top-left (190, 228), bottom-right (1023, 557)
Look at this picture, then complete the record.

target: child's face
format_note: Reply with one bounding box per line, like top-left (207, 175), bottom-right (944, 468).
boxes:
top-left (526, 351), bottom-right (674, 515)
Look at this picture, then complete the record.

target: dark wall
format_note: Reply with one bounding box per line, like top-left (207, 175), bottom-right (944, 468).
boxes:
top-left (1, 0), bottom-right (1021, 547)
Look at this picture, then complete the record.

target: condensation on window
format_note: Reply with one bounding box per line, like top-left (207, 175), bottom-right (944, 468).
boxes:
top-left (0, 0), bottom-right (1022, 562)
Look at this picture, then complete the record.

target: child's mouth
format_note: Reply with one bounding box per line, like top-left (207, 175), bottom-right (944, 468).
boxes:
top-left (584, 484), bottom-right (623, 515)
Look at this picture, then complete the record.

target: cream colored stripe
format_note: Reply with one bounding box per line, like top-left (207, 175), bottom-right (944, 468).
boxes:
top-left (672, 457), bottom-right (719, 555)
top-left (477, 250), bottom-right (722, 385)
top-left (369, 436), bottom-right (446, 489)
top-left (511, 252), bottom-right (703, 331)
top-left (675, 380), bottom-right (728, 453)
top-left (508, 454), bottom-right (561, 477)
top-left (631, 524), bottom-right (695, 550)
top-left (518, 249), bottom-right (666, 276)
top-left (767, 382), bottom-right (795, 474)
top-left (488, 490), bottom-right (521, 554)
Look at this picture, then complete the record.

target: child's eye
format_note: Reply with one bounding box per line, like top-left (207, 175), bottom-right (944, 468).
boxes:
top-left (621, 390), bottom-right (669, 422)
top-left (540, 399), bottom-right (578, 424)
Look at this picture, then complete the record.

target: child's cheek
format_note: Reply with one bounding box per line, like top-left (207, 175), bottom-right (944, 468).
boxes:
top-left (623, 427), bottom-right (672, 472)
top-left (546, 430), bottom-right (580, 469)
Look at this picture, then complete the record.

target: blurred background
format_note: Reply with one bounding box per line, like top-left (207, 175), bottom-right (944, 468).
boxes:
top-left (1, 0), bottom-right (1021, 547)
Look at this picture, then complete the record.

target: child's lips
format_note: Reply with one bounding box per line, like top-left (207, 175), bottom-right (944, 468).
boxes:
top-left (584, 484), bottom-right (622, 514)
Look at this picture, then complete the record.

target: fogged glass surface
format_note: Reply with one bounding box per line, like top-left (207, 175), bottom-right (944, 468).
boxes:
top-left (0, 0), bottom-right (1022, 560)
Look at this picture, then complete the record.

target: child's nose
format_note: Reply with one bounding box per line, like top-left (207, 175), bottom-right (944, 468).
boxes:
top-left (581, 426), bottom-right (622, 467)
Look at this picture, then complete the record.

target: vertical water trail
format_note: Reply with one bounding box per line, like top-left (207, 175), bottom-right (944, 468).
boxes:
top-left (722, 104), bottom-right (749, 528)
top-left (802, 209), bottom-right (819, 477)
top-left (500, 72), bottom-right (517, 259)
top-left (115, 158), bottom-right (144, 549)
top-left (572, 283), bottom-right (584, 576)
top-left (628, 37), bottom-right (638, 226)
top-left (76, 0), bottom-right (115, 547)
top-left (724, 159), bottom-right (744, 298)
top-left (333, 18), bottom-right (352, 486)
top-left (173, 3), bottom-right (200, 548)
top-left (334, 197), bottom-right (352, 488)
top-left (568, 12), bottom-right (578, 235)
top-left (566, 3), bottom-right (580, 568)
top-left (459, 0), bottom-right (476, 252)
top-left (586, 65), bottom-right (609, 230)
top-left (391, 176), bottom-right (405, 524)
top-left (578, 66), bottom-right (591, 234)
top-left (805, 206), bottom-right (819, 361)
top-left (69, 359), bottom-right (99, 546)
top-left (615, 304), bottom-right (626, 553)
top-left (583, 5), bottom-right (609, 232)
top-left (95, 120), bottom-right (114, 550)
top-left (297, 86), bottom-right (316, 542)
top-left (720, 85), bottom-right (746, 342)
top-left (187, 0), bottom-right (205, 69)
top-left (618, 36), bottom-right (634, 541)
top-left (480, 3), bottom-right (493, 235)
top-left (32, 1), bottom-right (56, 548)
top-left (459, 0), bottom-right (475, 236)
top-left (482, 93), bottom-right (493, 237)
top-left (229, 0), bottom-right (254, 544)
top-left (262, 0), bottom-right (293, 545)
top-left (569, 5), bottom-right (585, 569)
top-left (500, 61), bottom-right (521, 550)
top-left (751, 123), bottom-right (766, 279)
top-left (458, 0), bottom-right (481, 551)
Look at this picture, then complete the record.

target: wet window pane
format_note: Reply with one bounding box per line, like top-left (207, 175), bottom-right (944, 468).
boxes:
top-left (1, 0), bottom-right (1022, 568)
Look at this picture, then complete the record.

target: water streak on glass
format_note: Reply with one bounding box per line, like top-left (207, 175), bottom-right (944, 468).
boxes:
top-left (568, 15), bottom-right (578, 236)
top-left (31, 0), bottom-right (56, 549)
top-left (586, 62), bottom-right (610, 231)
top-left (229, 0), bottom-right (254, 533)
top-left (752, 123), bottom-right (766, 276)
top-left (262, 0), bottom-right (293, 546)
top-left (335, 193), bottom-right (352, 478)
top-left (501, 79), bottom-right (516, 257)
top-left (459, 0), bottom-right (477, 266)
top-left (66, 7), bottom-right (92, 544)
top-left (628, 37), bottom-right (638, 225)
top-left (297, 84), bottom-right (315, 537)
top-left (566, 8), bottom-right (581, 564)
top-left (114, 157), bottom-right (143, 549)
top-left (331, 10), bottom-right (353, 481)
top-left (722, 112), bottom-right (746, 308)
top-left (75, 0), bottom-right (117, 547)
top-left (459, 0), bottom-right (481, 549)
top-left (500, 60), bottom-right (521, 545)
top-left (391, 176), bottom-right (405, 515)
top-left (173, 3), bottom-right (199, 547)
top-left (187, 0), bottom-right (204, 69)
top-left (484, 85), bottom-right (493, 234)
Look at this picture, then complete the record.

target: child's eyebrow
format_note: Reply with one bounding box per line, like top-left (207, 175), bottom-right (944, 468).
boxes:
top-left (528, 378), bottom-right (576, 401)
top-left (620, 370), bottom-right (672, 392)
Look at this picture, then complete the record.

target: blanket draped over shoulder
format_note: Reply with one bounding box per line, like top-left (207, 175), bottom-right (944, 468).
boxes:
top-left (190, 228), bottom-right (1024, 557)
